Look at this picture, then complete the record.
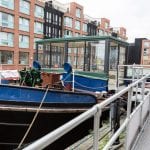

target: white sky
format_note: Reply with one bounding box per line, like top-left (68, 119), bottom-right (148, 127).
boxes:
top-left (58, 0), bottom-right (150, 43)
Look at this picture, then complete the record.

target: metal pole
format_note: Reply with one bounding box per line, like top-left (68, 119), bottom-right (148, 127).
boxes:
top-left (72, 69), bottom-right (75, 92)
top-left (64, 42), bottom-right (68, 63)
top-left (127, 87), bottom-right (133, 117)
top-left (141, 79), bottom-right (145, 101)
top-left (43, 44), bottom-right (46, 68)
top-left (93, 108), bottom-right (101, 150)
top-left (84, 41), bottom-right (87, 71)
top-left (49, 43), bottom-right (52, 68)
top-left (116, 44), bottom-right (120, 92)
top-left (36, 43), bottom-right (39, 61)
top-left (110, 99), bottom-right (120, 145)
top-left (104, 39), bottom-right (110, 74)
top-left (125, 86), bottom-right (133, 150)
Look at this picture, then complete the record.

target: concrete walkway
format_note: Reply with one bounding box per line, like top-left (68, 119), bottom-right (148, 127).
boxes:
top-left (133, 118), bottom-right (150, 150)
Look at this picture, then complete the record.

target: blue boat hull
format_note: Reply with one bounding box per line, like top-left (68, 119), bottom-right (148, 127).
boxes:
top-left (0, 84), bottom-right (96, 106)
top-left (63, 74), bottom-right (108, 92)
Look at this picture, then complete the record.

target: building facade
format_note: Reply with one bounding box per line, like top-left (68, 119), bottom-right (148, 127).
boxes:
top-left (141, 39), bottom-right (150, 65)
top-left (0, 0), bottom-right (44, 70)
top-left (63, 2), bottom-right (88, 37)
top-left (44, 1), bottom-right (63, 38)
top-left (127, 38), bottom-right (150, 65)
top-left (0, 0), bottom-right (128, 70)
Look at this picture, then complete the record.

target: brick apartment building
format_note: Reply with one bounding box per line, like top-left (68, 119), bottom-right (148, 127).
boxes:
top-left (127, 38), bottom-right (150, 65)
top-left (0, 0), bottom-right (128, 70)
top-left (0, 0), bottom-right (44, 70)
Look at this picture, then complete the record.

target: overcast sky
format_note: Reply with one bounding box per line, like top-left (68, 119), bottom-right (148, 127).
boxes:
top-left (58, 0), bottom-right (150, 42)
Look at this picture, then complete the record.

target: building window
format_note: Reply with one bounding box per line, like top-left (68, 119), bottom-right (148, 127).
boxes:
top-left (144, 42), bottom-right (150, 47)
top-left (59, 30), bottom-right (61, 37)
top-left (68, 56), bottom-right (71, 64)
top-left (19, 52), bottom-right (29, 65)
top-left (0, 50), bottom-right (13, 64)
top-left (20, 0), bottom-right (30, 15)
top-left (98, 29), bottom-right (104, 36)
top-left (64, 17), bottom-right (72, 28)
top-left (75, 21), bottom-right (80, 30)
top-left (34, 38), bottom-right (43, 49)
top-left (73, 56), bottom-right (77, 65)
top-left (46, 12), bottom-right (52, 23)
top-left (83, 23), bottom-right (87, 32)
top-left (0, 12), bottom-right (14, 29)
top-left (53, 14), bottom-right (58, 25)
top-left (143, 48), bottom-right (149, 56)
top-left (0, 0), bottom-right (14, 10)
top-left (19, 35), bottom-right (29, 48)
top-left (64, 30), bottom-right (72, 37)
top-left (59, 16), bottom-right (61, 26)
top-left (80, 48), bottom-right (84, 54)
top-left (105, 22), bottom-right (109, 29)
top-left (35, 5), bottom-right (44, 19)
top-left (75, 32), bottom-right (80, 37)
top-left (19, 17), bottom-right (29, 32)
top-left (34, 22), bottom-right (43, 34)
top-left (68, 48), bottom-right (71, 54)
top-left (76, 8), bottom-right (81, 18)
top-left (0, 32), bottom-right (14, 47)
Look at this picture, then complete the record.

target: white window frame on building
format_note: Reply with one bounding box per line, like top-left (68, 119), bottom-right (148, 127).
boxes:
top-left (76, 8), bottom-right (81, 18)
top-left (0, 50), bottom-right (14, 64)
top-left (144, 41), bottom-right (150, 47)
top-left (105, 22), bottom-right (109, 29)
top-left (0, 0), bottom-right (14, 10)
top-left (20, 0), bottom-right (30, 15)
top-left (75, 20), bottom-right (81, 30)
top-left (19, 17), bottom-right (29, 32)
top-left (59, 16), bottom-right (61, 26)
top-left (19, 35), bottom-right (29, 48)
top-left (34, 21), bottom-right (43, 34)
top-left (0, 12), bottom-right (14, 29)
top-left (64, 30), bottom-right (72, 37)
top-left (83, 23), bottom-right (87, 32)
top-left (64, 17), bottom-right (72, 28)
top-left (143, 48), bottom-right (149, 56)
top-left (0, 32), bottom-right (14, 47)
top-left (19, 51), bottom-right (29, 65)
top-left (35, 5), bottom-right (44, 19)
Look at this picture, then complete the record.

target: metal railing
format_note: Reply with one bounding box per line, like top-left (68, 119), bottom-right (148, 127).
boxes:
top-left (24, 73), bottom-right (150, 150)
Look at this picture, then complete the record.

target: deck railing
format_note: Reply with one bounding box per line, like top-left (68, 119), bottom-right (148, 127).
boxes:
top-left (23, 73), bottom-right (150, 150)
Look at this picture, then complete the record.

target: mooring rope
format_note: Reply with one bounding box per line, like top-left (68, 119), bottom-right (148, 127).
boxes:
top-left (17, 86), bottom-right (49, 149)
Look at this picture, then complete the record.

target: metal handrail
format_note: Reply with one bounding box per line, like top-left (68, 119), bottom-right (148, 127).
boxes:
top-left (24, 73), bottom-right (150, 150)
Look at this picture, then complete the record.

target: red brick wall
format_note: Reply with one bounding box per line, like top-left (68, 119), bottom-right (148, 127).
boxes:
top-left (0, 0), bottom-right (44, 70)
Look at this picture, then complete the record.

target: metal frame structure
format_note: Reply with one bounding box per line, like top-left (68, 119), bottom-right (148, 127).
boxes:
top-left (36, 35), bottom-right (129, 73)
top-left (36, 35), bottom-right (129, 90)
top-left (24, 73), bottom-right (150, 150)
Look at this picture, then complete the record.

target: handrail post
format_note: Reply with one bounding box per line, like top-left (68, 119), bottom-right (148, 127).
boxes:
top-left (93, 107), bottom-right (101, 150)
top-left (127, 86), bottom-right (133, 117)
top-left (72, 69), bottom-right (75, 92)
top-left (149, 94), bottom-right (150, 118)
top-left (141, 79), bottom-right (145, 101)
top-left (125, 86), bottom-right (133, 150)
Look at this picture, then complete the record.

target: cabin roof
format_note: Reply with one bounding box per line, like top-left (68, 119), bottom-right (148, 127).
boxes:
top-left (36, 35), bottom-right (129, 46)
